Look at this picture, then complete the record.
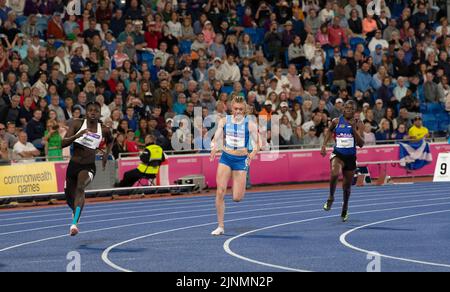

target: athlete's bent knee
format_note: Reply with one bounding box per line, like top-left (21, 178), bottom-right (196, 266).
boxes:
top-left (217, 187), bottom-right (227, 196)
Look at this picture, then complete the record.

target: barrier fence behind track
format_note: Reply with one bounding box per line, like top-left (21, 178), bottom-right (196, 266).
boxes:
top-left (2, 142), bottom-right (450, 203)
top-left (118, 142), bottom-right (450, 188)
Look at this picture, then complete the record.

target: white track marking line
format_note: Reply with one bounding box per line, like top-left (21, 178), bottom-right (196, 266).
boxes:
top-left (102, 201), bottom-right (450, 272)
top-left (339, 210), bottom-right (450, 268)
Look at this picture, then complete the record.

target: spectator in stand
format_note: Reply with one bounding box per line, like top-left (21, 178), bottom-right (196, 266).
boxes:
top-left (363, 122), bottom-right (376, 146)
top-left (375, 118), bottom-right (392, 142)
top-left (13, 130), bottom-right (40, 162)
top-left (0, 0), bottom-right (447, 157)
top-left (43, 119), bottom-right (62, 161)
top-left (392, 123), bottom-right (409, 141)
top-left (409, 116), bottom-right (430, 141)
top-left (328, 16), bottom-right (348, 49)
top-left (0, 138), bottom-right (12, 165)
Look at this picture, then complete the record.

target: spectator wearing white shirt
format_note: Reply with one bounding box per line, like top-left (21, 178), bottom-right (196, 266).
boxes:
top-left (167, 12), bottom-right (183, 39)
top-left (280, 114), bottom-right (294, 145)
top-left (53, 48), bottom-right (72, 75)
top-left (221, 54), bottom-right (241, 85)
top-left (436, 18), bottom-right (450, 36)
top-left (7, 0), bottom-right (25, 15)
top-left (277, 102), bottom-right (294, 124)
top-left (273, 67), bottom-right (290, 94)
top-left (96, 95), bottom-right (111, 123)
top-left (71, 35), bottom-right (90, 60)
top-left (211, 57), bottom-right (225, 83)
top-left (368, 30), bottom-right (389, 53)
top-left (319, 2), bottom-right (335, 24)
top-left (153, 42), bottom-right (170, 67)
top-left (13, 131), bottom-right (40, 162)
top-left (32, 72), bottom-right (49, 99)
top-left (363, 122), bottom-right (376, 145)
top-left (393, 77), bottom-right (408, 102)
top-left (302, 111), bottom-right (322, 134)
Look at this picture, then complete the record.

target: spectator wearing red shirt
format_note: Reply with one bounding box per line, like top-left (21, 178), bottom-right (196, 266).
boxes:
top-left (144, 22), bottom-right (162, 50)
top-left (95, 0), bottom-right (112, 23)
top-left (47, 12), bottom-right (65, 40)
top-left (125, 130), bottom-right (139, 154)
top-left (107, 70), bottom-right (119, 94)
top-left (242, 7), bottom-right (256, 28)
top-left (328, 16), bottom-right (348, 48)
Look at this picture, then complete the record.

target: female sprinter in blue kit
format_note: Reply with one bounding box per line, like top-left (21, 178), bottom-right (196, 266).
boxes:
top-left (210, 96), bottom-right (260, 236)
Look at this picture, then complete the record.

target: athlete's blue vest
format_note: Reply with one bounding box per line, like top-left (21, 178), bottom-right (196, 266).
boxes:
top-left (334, 116), bottom-right (356, 156)
top-left (224, 115), bottom-right (250, 151)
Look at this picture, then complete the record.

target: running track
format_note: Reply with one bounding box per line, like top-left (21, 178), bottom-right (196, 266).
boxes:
top-left (0, 182), bottom-right (449, 272)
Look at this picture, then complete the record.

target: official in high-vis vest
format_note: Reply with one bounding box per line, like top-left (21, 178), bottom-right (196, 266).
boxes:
top-left (115, 134), bottom-right (165, 187)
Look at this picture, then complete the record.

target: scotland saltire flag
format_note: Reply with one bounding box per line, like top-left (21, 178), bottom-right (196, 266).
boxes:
top-left (399, 140), bottom-right (433, 170)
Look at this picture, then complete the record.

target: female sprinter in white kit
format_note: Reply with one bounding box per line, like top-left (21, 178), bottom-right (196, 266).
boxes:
top-left (210, 96), bottom-right (260, 236)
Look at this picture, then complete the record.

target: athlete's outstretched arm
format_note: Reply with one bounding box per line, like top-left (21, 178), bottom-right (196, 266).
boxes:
top-left (102, 126), bottom-right (114, 170)
top-left (210, 117), bottom-right (226, 162)
top-left (61, 120), bottom-right (87, 148)
top-left (321, 118), bottom-right (338, 157)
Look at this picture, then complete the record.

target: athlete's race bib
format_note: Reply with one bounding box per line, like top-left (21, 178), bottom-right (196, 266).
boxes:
top-left (336, 137), bottom-right (354, 148)
top-left (226, 135), bottom-right (246, 149)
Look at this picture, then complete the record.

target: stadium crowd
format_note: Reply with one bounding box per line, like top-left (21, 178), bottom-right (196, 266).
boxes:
top-left (0, 0), bottom-right (449, 164)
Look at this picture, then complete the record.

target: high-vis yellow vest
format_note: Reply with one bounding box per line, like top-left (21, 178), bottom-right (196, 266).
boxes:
top-left (137, 144), bottom-right (164, 174)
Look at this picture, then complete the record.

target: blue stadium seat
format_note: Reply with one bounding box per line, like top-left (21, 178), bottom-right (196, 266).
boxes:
top-left (36, 16), bottom-right (49, 36)
top-left (141, 51), bottom-right (154, 66)
top-left (427, 103), bottom-right (445, 114)
top-left (363, 47), bottom-right (371, 57)
top-left (326, 71), bottom-right (334, 84)
top-left (222, 86), bottom-right (233, 95)
top-left (420, 103), bottom-right (428, 113)
top-left (437, 113), bottom-right (450, 132)
top-left (391, 3), bottom-right (404, 19)
top-left (16, 16), bottom-right (27, 27)
top-left (341, 47), bottom-right (349, 57)
top-left (54, 40), bottom-right (64, 49)
top-left (244, 28), bottom-right (265, 46)
top-left (179, 40), bottom-right (192, 55)
top-left (417, 85), bottom-right (425, 102)
top-left (350, 37), bottom-right (365, 51)
top-left (284, 50), bottom-right (289, 68)
top-left (423, 114), bottom-right (438, 132)
top-left (237, 5), bottom-right (245, 21)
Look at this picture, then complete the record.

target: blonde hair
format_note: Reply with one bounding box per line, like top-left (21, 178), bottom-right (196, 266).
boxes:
top-left (231, 95), bottom-right (246, 105)
top-left (231, 95), bottom-right (253, 115)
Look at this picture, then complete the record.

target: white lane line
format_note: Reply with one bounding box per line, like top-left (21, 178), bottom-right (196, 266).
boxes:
top-left (1, 191), bottom-right (448, 236)
top-left (0, 182), bottom-right (443, 219)
top-left (0, 188), bottom-right (323, 218)
top-left (0, 184), bottom-right (413, 224)
top-left (102, 201), bottom-right (450, 272)
top-left (339, 210), bottom-right (450, 268)
top-left (2, 196), bottom-right (450, 255)
top-left (2, 184), bottom-right (447, 224)
top-left (0, 189), bottom-right (326, 222)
